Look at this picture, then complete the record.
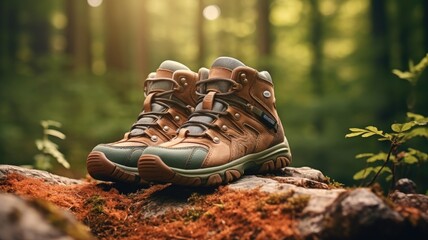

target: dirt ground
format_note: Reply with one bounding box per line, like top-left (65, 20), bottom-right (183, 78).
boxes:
top-left (0, 173), bottom-right (300, 240)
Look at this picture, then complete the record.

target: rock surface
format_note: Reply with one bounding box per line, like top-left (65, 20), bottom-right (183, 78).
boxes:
top-left (0, 193), bottom-right (93, 240)
top-left (0, 165), bottom-right (82, 185)
top-left (1, 164), bottom-right (428, 240)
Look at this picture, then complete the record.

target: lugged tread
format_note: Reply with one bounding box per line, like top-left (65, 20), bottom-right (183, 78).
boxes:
top-left (86, 151), bottom-right (146, 184)
top-left (138, 148), bottom-right (291, 187)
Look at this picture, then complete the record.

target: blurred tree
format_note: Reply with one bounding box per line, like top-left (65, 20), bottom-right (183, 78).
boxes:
top-left (65, 0), bottom-right (91, 72)
top-left (197, 0), bottom-right (206, 66)
top-left (424, 1), bottom-right (428, 51)
top-left (309, 0), bottom-right (324, 133)
top-left (0, 0), bottom-right (427, 186)
top-left (257, 0), bottom-right (271, 57)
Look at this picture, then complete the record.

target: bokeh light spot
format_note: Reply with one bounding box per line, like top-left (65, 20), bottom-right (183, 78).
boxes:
top-left (87, 0), bottom-right (103, 8)
top-left (270, 0), bottom-right (303, 26)
top-left (203, 5), bottom-right (221, 20)
top-left (51, 12), bottom-right (67, 29)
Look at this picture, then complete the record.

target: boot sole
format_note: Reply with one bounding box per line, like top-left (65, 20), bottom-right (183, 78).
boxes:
top-left (87, 151), bottom-right (147, 184)
top-left (137, 141), bottom-right (291, 187)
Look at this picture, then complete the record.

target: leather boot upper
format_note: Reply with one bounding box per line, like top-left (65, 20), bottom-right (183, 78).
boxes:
top-left (142, 57), bottom-right (289, 169)
top-left (92, 61), bottom-right (203, 167)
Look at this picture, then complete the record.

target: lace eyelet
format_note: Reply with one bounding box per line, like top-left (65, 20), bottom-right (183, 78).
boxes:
top-left (240, 72), bottom-right (248, 84)
top-left (221, 125), bottom-right (228, 131)
top-left (151, 135), bottom-right (158, 142)
top-left (163, 126), bottom-right (170, 132)
top-left (180, 77), bottom-right (188, 87)
top-left (232, 83), bottom-right (243, 91)
top-left (213, 137), bottom-right (220, 144)
top-left (263, 90), bottom-right (271, 98)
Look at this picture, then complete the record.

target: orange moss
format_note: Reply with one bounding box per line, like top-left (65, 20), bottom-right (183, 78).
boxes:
top-left (0, 173), bottom-right (297, 239)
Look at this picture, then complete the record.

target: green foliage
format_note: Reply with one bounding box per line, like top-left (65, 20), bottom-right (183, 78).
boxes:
top-left (347, 113), bottom-right (428, 186)
top-left (34, 120), bottom-right (70, 170)
top-left (346, 113), bottom-right (428, 143)
top-left (347, 53), bottom-right (428, 188)
top-left (392, 53), bottom-right (428, 86)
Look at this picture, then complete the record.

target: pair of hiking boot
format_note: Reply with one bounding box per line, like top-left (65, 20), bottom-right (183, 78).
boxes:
top-left (86, 57), bottom-right (291, 187)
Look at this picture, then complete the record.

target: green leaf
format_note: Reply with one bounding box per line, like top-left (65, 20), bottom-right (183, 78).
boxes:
top-left (35, 140), bottom-right (44, 151)
top-left (408, 148), bottom-right (428, 162)
top-left (401, 122), bottom-right (415, 132)
top-left (353, 167), bottom-right (373, 180)
top-left (403, 155), bottom-right (418, 164)
top-left (355, 153), bottom-right (374, 159)
top-left (345, 132), bottom-right (364, 138)
top-left (409, 60), bottom-right (415, 71)
top-left (43, 140), bottom-right (58, 150)
top-left (44, 129), bottom-right (66, 139)
top-left (407, 112), bottom-right (425, 121)
top-left (405, 128), bottom-right (428, 140)
top-left (42, 120), bottom-right (62, 128)
top-left (392, 69), bottom-right (414, 81)
top-left (391, 123), bottom-right (402, 132)
top-left (349, 128), bottom-right (366, 132)
top-left (366, 152), bottom-right (388, 163)
top-left (373, 165), bottom-right (392, 174)
top-left (365, 126), bottom-right (381, 133)
top-left (361, 132), bottom-right (376, 137)
top-left (378, 137), bottom-right (390, 141)
top-left (34, 154), bottom-right (52, 170)
top-left (57, 155), bottom-right (70, 169)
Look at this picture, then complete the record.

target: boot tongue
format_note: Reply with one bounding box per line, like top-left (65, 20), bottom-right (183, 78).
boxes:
top-left (146, 60), bottom-right (190, 94)
top-left (186, 57), bottom-right (245, 135)
top-left (130, 60), bottom-right (189, 137)
top-left (204, 57), bottom-right (246, 93)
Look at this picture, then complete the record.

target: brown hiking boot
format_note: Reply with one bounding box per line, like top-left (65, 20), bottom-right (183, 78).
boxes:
top-left (138, 57), bottom-right (291, 186)
top-left (86, 60), bottom-right (204, 184)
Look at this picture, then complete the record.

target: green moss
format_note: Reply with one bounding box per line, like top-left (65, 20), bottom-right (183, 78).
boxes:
top-left (31, 199), bottom-right (94, 240)
top-left (84, 195), bottom-right (105, 214)
top-left (187, 192), bottom-right (205, 204)
top-left (284, 195), bottom-right (310, 214)
top-left (265, 190), bottom-right (294, 205)
top-left (183, 207), bottom-right (205, 222)
top-left (325, 176), bottom-right (345, 189)
top-left (264, 191), bottom-right (310, 215)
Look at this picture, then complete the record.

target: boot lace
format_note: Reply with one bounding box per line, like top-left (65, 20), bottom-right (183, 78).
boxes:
top-left (181, 78), bottom-right (242, 137)
top-left (181, 77), bottom-right (278, 138)
top-left (129, 78), bottom-right (190, 137)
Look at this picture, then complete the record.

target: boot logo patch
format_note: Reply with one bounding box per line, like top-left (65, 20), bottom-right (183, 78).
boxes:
top-left (261, 113), bottom-right (278, 132)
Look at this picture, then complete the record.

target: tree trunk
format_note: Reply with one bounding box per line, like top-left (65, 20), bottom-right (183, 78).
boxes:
top-left (370, 0), bottom-right (389, 69)
top-left (0, 0), bottom-right (15, 73)
top-left (65, 0), bottom-right (91, 72)
top-left (397, 1), bottom-right (410, 68)
top-left (197, 0), bottom-right (206, 67)
top-left (424, 0), bottom-right (428, 52)
top-left (257, 0), bottom-right (271, 58)
top-left (257, 0), bottom-right (272, 71)
top-left (104, 0), bottom-right (128, 71)
top-left (309, 0), bottom-right (324, 133)
top-left (129, 0), bottom-right (150, 77)
top-left (369, 0), bottom-right (395, 120)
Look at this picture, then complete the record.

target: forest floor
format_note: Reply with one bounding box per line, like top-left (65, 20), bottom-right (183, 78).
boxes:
top-left (0, 172), bottom-right (301, 240)
top-left (2, 165), bottom-right (428, 240)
